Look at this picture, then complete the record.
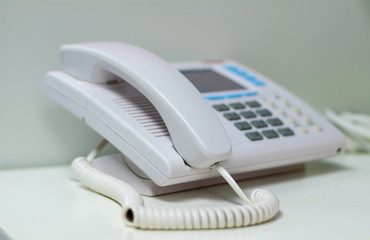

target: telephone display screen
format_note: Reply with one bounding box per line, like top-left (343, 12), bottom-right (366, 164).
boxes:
top-left (180, 69), bottom-right (246, 93)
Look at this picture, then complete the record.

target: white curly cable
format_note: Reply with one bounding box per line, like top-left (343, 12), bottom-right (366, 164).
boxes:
top-left (124, 188), bottom-right (279, 229)
top-left (326, 109), bottom-right (370, 152)
top-left (72, 157), bottom-right (144, 208)
top-left (72, 140), bottom-right (280, 230)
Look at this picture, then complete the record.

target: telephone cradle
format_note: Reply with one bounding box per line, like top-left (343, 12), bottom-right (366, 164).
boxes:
top-left (45, 42), bottom-right (345, 230)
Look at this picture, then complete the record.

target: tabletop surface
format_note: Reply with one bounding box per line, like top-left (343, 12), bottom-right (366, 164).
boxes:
top-left (0, 153), bottom-right (369, 240)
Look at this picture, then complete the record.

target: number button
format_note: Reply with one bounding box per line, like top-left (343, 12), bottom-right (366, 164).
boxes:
top-left (278, 127), bottom-right (295, 136)
top-left (245, 101), bottom-right (261, 108)
top-left (256, 109), bottom-right (272, 117)
top-left (267, 118), bottom-right (283, 126)
top-left (212, 104), bottom-right (229, 112)
top-left (251, 120), bottom-right (268, 128)
top-left (245, 131), bottom-right (263, 141)
top-left (234, 121), bottom-right (252, 130)
top-left (223, 112), bottom-right (241, 121)
top-left (262, 130), bottom-right (279, 139)
top-left (229, 102), bottom-right (245, 110)
top-left (240, 111), bottom-right (257, 119)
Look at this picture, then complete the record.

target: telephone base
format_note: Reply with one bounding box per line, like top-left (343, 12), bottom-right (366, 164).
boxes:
top-left (91, 154), bottom-right (304, 196)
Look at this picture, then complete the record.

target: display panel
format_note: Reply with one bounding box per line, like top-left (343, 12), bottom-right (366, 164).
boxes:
top-left (180, 69), bottom-right (246, 93)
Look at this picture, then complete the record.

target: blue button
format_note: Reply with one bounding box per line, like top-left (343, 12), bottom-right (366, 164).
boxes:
top-left (244, 75), bottom-right (257, 81)
top-left (204, 95), bottom-right (225, 100)
top-left (242, 75), bottom-right (266, 86)
top-left (225, 93), bottom-right (243, 99)
top-left (224, 65), bottom-right (265, 87)
top-left (224, 65), bottom-right (239, 72)
top-left (231, 68), bottom-right (244, 74)
top-left (243, 91), bottom-right (258, 97)
top-left (204, 91), bottom-right (258, 100)
top-left (253, 81), bottom-right (266, 86)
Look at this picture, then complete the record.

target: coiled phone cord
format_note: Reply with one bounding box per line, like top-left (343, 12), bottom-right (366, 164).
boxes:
top-left (326, 109), bottom-right (370, 152)
top-left (71, 139), bottom-right (280, 230)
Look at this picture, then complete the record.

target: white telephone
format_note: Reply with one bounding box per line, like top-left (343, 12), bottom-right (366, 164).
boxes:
top-left (45, 42), bottom-right (345, 230)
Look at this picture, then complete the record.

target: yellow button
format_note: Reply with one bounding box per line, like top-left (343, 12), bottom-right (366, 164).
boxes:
top-left (313, 124), bottom-right (323, 132)
top-left (281, 98), bottom-right (290, 105)
top-left (302, 115), bottom-right (311, 123)
top-left (291, 107), bottom-right (301, 114)
top-left (287, 117), bottom-right (297, 124)
top-left (299, 126), bottom-right (308, 134)
top-left (277, 108), bottom-right (286, 115)
top-left (266, 100), bottom-right (276, 107)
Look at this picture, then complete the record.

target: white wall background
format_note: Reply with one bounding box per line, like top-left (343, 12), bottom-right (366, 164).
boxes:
top-left (1, 0), bottom-right (369, 169)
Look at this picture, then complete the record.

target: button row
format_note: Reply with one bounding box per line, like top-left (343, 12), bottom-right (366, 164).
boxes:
top-left (223, 110), bottom-right (276, 121)
top-left (233, 118), bottom-right (283, 130)
top-left (245, 128), bottom-right (294, 141)
top-left (265, 97), bottom-right (290, 107)
top-left (204, 91), bottom-right (258, 101)
top-left (213, 101), bottom-right (262, 112)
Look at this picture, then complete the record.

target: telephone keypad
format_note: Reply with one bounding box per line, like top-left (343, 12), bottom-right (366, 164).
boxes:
top-left (212, 98), bottom-right (301, 141)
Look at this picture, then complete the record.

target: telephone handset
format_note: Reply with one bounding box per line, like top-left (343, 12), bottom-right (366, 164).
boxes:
top-left (60, 42), bottom-right (231, 169)
top-left (45, 42), bottom-right (345, 229)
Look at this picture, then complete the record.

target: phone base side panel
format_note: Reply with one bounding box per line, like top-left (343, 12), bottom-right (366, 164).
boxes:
top-left (92, 154), bottom-right (303, 196)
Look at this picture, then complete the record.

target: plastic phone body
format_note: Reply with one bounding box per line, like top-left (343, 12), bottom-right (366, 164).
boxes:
top-left (45, 42), bottom-right (345, 196)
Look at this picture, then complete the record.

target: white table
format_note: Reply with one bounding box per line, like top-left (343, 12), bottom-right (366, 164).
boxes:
top-left (1, 154), bottom-right (369, 240)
